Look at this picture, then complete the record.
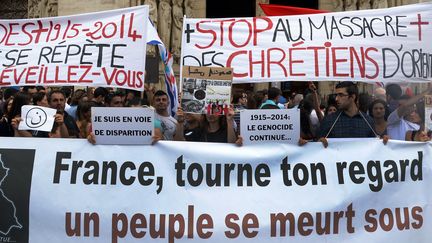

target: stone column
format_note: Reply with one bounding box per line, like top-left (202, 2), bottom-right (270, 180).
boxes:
top-left (28, 0), bottom-right (58, 18)
top-left (171, 0), bottom-right (184, 63)
top-left (184, 0), bottom-right (206, 18)
top-left (57, 0), bottom-right (128, 16)
top-left (144, 0), bottom-right (158, 57)
top-left (358, 0), bottom-right (372, 9)
top-left (344, 0), bottom-right (358, 11)
top-left (372, 0), bottom-right (388, 9)
top-left (319, 0), bottom-right (343, 12)
top-left (157, 0), bottom-right (172, 52)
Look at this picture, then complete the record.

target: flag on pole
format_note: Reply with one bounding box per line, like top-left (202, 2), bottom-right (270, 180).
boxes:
top-left (146, 19), bottom-right (178, 117)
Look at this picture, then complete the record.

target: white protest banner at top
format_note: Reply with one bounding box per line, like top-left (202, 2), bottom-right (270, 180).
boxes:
top-left (181, 3), bottom-right (432, 84)
top-left (0, 6), bottom-right (148, 90)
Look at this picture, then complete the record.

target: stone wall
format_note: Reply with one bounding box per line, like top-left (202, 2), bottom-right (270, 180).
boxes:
top-left (0, 0), bottom-right (27, 19)
top-left (28, 0), bottom-right (58, 18)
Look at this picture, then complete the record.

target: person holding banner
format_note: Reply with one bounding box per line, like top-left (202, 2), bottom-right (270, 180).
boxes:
top-left (387, 88), bottom-right (432, 140)
top-left (406, 129), bottom-right (431, 142)
top-left (175, 106), bottom-right (238, 143)
top-left (318, 82), bottom-right (378, 147)
top-left (174, 107), bottom-right (203, 142)
top-left (368, 99), bottom-right (389, 137)
top-left (76, 101), bottom-right (99, 139)
top-left (232, 91), bottom-right (248, 131)
top-left (202, 107), bottom-right (237, 143)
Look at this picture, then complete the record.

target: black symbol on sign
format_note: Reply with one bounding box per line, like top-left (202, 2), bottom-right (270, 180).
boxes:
top-left (25, 108), bottom-right (48, 129)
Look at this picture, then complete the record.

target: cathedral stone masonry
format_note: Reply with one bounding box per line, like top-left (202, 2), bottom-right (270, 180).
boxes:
top-left (0, 0), bottom-right (27, 19)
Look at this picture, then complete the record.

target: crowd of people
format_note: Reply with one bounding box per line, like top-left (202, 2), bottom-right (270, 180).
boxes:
top-left (0, 81), bottom-right (431, 146)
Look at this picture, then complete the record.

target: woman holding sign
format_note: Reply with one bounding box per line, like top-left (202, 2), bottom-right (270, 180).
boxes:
top-left (175, 106), bottom-right (238, 143)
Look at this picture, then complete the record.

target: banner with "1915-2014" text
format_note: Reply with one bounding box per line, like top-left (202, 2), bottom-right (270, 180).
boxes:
top-left (0, 6), bottom-right (148, 90)
top-left (181, 3), bottom-right (432, 84)
top-left (0, 137), bottom-right (430, 243)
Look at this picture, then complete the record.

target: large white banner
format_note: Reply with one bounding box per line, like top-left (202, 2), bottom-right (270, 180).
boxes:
top-left (0, 137), bottom-right (431, 243)
top-left (181, 3), bottom-right (432, 84)
top-left (0, 6), bottom-right (148, 90)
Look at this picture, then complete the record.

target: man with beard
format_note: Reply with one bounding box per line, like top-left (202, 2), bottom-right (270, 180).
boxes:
top-left (318, 82), bottom-right (377, 144)
top-left (47, 90), bottom-right (79, 138)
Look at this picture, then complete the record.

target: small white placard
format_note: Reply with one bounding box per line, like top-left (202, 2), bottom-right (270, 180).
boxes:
top-left (91, 107), bottom-right (154, 145)
top-left (19, 105), bottom-right (56, 132)
top-left (240, 109), bottom-right (300, 145)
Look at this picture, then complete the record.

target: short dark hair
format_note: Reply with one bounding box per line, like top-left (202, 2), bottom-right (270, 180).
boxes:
top-left (358, 93), bottom-right (372, 113)
top-left (154, 90), bottom-right (168, 98)
top-left (267, 87), bottom-right (281, 100)
top-left (32, 92), bottom-right (46, 105)
top-left (61, 87), bottom-right (72, 98)
top-left (232, 91), bottom-right (245, 104)
top-left (128, 97), bottom-right (144, 107)
top-left (36, 86), bottom-right (45, 92)
top-left (368, 99), bottom-right (390, 120)
top-left (71, 89), bottom-right (86, 105)
top-left (94, 87), bottom-right (108, 99)
top-left (336, 81), bottom-right (358, 101)
top-left (9, 92), bottom-right (30, 120)
top-left (47, 90), bottom-right (65, 103)
top-left (105, 91), bottom-right (124, 105)
top-left (386, 84), bottom-right (402, 100)
top-left (22, 86), bottom-right (36, 93)
top-left (3, 88), bottom-right (18, 100)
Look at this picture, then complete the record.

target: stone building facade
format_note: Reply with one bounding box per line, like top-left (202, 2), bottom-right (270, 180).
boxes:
top-left (0, 0), bottom-right (27, 19)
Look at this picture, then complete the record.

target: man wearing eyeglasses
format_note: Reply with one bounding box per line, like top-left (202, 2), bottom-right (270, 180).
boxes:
top-left (318, 81), bottom-right (376, 142)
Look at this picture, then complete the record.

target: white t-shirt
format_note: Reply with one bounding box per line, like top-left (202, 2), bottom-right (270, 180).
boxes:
top-left (310, 109), bottom-right (323, 136)
top-left (386, 110), bottom-right (420, 140)
top-left (155, 113), bottom-right (178, 140)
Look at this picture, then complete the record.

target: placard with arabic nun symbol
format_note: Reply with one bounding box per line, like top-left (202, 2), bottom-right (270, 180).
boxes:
top-left (18, 105), bottom-right (57, 132)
